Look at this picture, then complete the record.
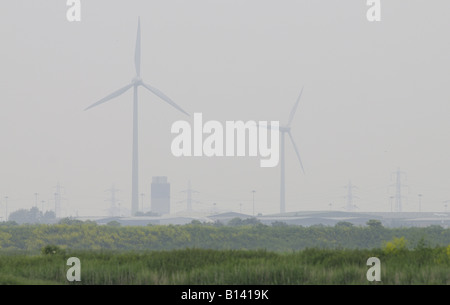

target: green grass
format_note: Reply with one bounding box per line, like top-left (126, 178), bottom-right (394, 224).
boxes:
top-left (0, 248), bottom-right (449, 285)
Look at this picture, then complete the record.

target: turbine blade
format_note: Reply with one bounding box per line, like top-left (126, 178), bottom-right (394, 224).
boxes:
top-left (287, 87), bottom-right (304, 127)
top-left (288, 131), bottom-right (305, 173)
top-left (135, 17), bottom-right (141, 77)
top-left (84, 84), bottom-right (133, 111)
top-left (142, 82), bottom-right (189, 116)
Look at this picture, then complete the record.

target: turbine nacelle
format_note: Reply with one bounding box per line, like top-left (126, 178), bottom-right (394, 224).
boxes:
top-left (279, 126), bottom-right (291, 133)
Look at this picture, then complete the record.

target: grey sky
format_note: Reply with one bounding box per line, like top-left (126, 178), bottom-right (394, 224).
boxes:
top-left (0, 0), bottom-right (449, 217)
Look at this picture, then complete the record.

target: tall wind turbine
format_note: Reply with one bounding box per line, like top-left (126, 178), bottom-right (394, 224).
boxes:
top-left (278, 88), bottom-right (305, 214)
top-left (84, 18), bottom-right (189, 216)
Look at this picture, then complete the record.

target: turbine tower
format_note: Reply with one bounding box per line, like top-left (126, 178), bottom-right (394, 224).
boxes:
top-left (85, 18), bottom-right (189, 216)
top-left (274, 88), bottom-right (306, 214)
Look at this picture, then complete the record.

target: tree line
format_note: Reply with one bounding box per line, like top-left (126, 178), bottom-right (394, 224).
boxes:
top-left (0, 218), bottom-right (449, 252)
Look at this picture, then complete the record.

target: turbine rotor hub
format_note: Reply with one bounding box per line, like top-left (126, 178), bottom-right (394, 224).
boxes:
top-left (132, 76), bottom-right (142, 84)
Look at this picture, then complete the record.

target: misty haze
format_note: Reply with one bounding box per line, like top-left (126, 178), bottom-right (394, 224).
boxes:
top-left (0, 0), bottom-right (449, 287)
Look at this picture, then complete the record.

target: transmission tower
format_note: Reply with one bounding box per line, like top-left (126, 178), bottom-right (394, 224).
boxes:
top-left (418, 194), bottom-right (423, 213)
top-left (180, 180), bottom-right (200, 211)
top-left (389, 196), bottom-right (394, 213)
top-left (106, 184), bottom-right (120, 217)
top-left (54, 182), bottom-right (66, 218)
top-left (34, 193), bottom-right (39, 208)
top-left (3, 196), bottom-right (8, 221)
top-left (140, 193), bottom-right (145, 213)
top-left (390, 168), bottom-right (408, 212)
top-left (443, 200), bottom-right (450, 213)
top-left (344, 180), bottom-right (358, 212)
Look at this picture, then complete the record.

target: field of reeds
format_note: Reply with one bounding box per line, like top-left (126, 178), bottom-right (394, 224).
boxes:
top-left (1, 246), bottom-right (449, 285)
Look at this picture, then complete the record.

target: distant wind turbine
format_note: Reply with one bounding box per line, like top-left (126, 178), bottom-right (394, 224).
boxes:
top-left (279, 88), bottom-right (305, 214)
top-left (264, 88), bottom-right (306, 214)
top-left (84, 18), bottom-right (189, 216)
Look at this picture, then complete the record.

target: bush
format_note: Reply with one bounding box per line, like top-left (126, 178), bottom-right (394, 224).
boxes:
top-left (59, 218), bottom-right (83, 225)
top-left (41, 245), bottom-right (65, 256)
top-left (366, 219), bottom-right (383, 229)
top-left (106, 221), bottom-right (121, 227)
top-left (335, 221), bottom-right (354, 228)
top-left (272, 221), bottom-right (289, 227)
top-left (383, 237), bottom-right (407, 255)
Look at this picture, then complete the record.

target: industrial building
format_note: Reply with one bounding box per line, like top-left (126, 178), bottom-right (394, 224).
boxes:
top-left (151, 176), bottom-right (170, 215)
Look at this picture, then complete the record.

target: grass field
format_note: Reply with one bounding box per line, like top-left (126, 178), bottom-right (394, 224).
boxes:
top-left (1, 247), bottom-right (449, 285)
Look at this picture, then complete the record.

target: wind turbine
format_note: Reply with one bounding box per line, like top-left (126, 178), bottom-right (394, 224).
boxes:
top-left (277, 88), bottom-right (305, 214)
top-left (84, 18), bottom-right (189, 216)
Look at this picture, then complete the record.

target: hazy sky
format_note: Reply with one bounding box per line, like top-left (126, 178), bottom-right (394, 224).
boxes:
top-left (1, 0), bottom-right (449, 217)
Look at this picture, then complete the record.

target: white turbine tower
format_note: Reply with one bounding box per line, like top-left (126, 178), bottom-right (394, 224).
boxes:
top-left (84, 18), bottom-right (189, 216)
top-left (278, 88), bottom-right (305, 214)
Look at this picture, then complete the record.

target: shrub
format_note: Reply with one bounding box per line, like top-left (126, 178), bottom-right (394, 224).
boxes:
top-left (41, 245), bottom-right (65, 256)
top-left (366, 219), bottom-right (383, 229)
top-left (383, 237), bottom-right (407, 255)
top-left (106, 221), bottom-right (121, 227)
